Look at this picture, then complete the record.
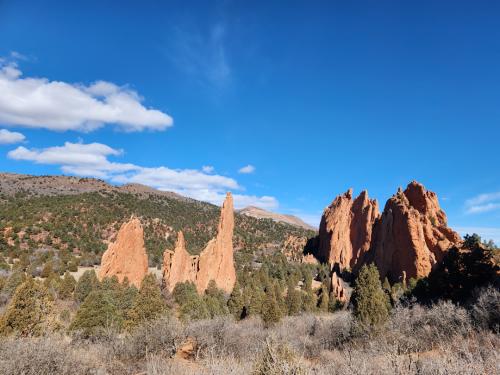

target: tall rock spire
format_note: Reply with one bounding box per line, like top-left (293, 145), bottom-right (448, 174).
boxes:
top-left (196, 192), bottom-right (236, 293)
top-left (161, 192), bottom-right (236, 294)
top-left (99, 217), bottom-right (148, 288)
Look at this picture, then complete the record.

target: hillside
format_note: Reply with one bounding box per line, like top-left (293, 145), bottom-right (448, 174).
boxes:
top-left (238, 205), bottom-right (315, 230)
top-left (0, 173), bottom-right (315, 272)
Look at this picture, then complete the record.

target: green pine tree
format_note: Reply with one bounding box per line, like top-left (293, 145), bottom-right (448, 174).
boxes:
top-left (125, 274), bottom-right (167, 328)
top-left (261, 286), bottom-right (283, 326)
top-left (0, 278), bottom-right (53, 337)
top-left (228, 281), bottom-right (245, 319)
top-left (70, 289), bottom-right (123, 337)
top-left (74, 269), bottom-right (99, 302)
top-left (285, 279), bottom-right (302, 316)
top-left (58, 271), bottom-right (76, 300)
top-left (317, 285), bottom-right (329, 312)
top-left (352, 264), bottom-right (390, 327)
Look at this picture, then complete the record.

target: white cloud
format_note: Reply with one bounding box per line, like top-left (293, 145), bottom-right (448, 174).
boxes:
top-left (238, 164), bottom-right (255, 174)
top-left (0, 129), bottom-right (25, 144)
top-left (7, 141), bottom-right (277, 210)
top-left (202, 165), bottom-right (215, 173)
top-left (465, 192), bottom-right (500, 214)
top-left (0, 60), bottom-right (173, 132)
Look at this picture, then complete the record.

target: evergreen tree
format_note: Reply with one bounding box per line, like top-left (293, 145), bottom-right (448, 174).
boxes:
top-left (58, 271), bottom-right (76, 300)
top-left (0, 278), bottom-right (53, 337)
top-left (317, 285), bottom-right (329, 312)
top-left (285, 279), bottom-right (302, 316)
top-left (172, 281), bottom-right (209, 322)
top-left (74, 269), bottom-right (99, 302)
top-left (228, 281), bottom-right (245, 319)
top-left (203, 280), bottom-right (229, 318)
top-left (126, 274), bottom-right (167, 328)
top-left (351, 264), bottom-right (390, 327)
top-left (70, 289), bottom-right (123, 337)
top-left (261, 285), bottom-right (283, 326)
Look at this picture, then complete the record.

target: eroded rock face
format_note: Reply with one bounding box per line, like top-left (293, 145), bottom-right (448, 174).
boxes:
top-left (162, 193), bottom-right (236, 294)
top-left (318, 189), bottom-right (380, 272)
top-left (162, 231), bottom-right (198, 292)
top-left (99, 217), bottom-right (148, 288)
top-left (371, 181), bottom-right (461, 282)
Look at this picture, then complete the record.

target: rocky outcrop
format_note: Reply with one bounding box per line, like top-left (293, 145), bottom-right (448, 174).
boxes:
top-left (99, 217), bottom-right (148, 288)
top-left (162, 231), bottom-right (198, 291)
top-left (162, 193), bottom-right (236, 294)
top-left (370, 181), bottom-right (461, 282)
top-left (318, 189), bottom-right (379, 272)
top-left (330, 271), bottom-right (348, 303)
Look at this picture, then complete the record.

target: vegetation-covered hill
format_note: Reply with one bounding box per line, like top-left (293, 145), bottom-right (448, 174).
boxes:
top-left (0, 173), bottom-right (315, 272)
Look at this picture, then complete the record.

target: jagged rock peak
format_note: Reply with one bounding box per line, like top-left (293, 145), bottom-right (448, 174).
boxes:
top-left (162, 231), bottom-right (198, 292)
top-left (317, 189), bottom-right (380, 271)
top-left (99, 217), bottom-right (148, 288)
top-left (371, 181), bottom-right (461, 282)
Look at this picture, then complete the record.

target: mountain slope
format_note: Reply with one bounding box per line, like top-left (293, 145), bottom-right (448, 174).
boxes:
top-left (0, 173), bottom-right (315, 270)
top-left (238, 206), bottom-right (315, 230)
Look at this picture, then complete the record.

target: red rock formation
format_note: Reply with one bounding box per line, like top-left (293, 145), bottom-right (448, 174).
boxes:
top-left (371, 181), bottom-right (461, 282)
top-left (318, 189), bottom-right (379, 271)
top-left (162, 193), bottom-right (236, 294)
top-left (330, 271), bottom-right (348, 303)
top-left (162, 231), bottom-right (198, 292)
top-left (196, 192), bottom-right (236, 294)
top-left (99, 217), bottom-right (148, 288)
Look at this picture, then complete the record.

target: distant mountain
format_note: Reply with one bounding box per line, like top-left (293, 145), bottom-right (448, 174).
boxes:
top-left (238, 206), bottom-right (315, 230)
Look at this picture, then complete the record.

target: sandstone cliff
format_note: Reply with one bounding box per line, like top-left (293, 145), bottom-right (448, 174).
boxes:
top-left (318, 189), bottom-right (379, 272)
top-left (371, 181), bottom-right (461, 282)
top-left (162, 193), bottom-right (236, 294)
top-left (99, 217), bottom-right (149, 288)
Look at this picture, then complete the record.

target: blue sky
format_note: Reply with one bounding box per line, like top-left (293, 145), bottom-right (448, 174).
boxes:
top-left (0, 1), bottom-right (499, 243)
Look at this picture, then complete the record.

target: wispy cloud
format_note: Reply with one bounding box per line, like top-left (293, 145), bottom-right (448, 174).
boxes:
top-left (238, 165), bottom-right (255, 174)
top-left (465, 192), bottom-right (500, 214)
top-left (168, 23), bottom-right (231, 89)
top-left (0, 129), bottom-right (25, 144)
top-left (8, 141), bottom-right (278, 210)
top-left (0, 57), bottom-right (173, 132)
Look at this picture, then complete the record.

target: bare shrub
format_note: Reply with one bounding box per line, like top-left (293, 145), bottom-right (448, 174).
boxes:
top-left (118, 315), bottom-right (183, 360)
top-left (270, 312), bottom-right (353, 358)
top-left (185, 315), bottom-right (266, 360)
top-left (384, 301), bottom-right (472, 353)
top-left (252, 338), bottom-right (306, 375)
top-left (471, 286), bottom-right (500, 331)
top-left (0, 335), bottom-right (99, 375)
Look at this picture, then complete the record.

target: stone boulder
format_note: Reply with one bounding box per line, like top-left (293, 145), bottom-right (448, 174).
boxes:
top-left (99, 217), bottom-right (148, 288)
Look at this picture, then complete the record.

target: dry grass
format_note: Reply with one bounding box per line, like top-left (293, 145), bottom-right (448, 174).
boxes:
top-left (1, 291), bottom-right (499, 375)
